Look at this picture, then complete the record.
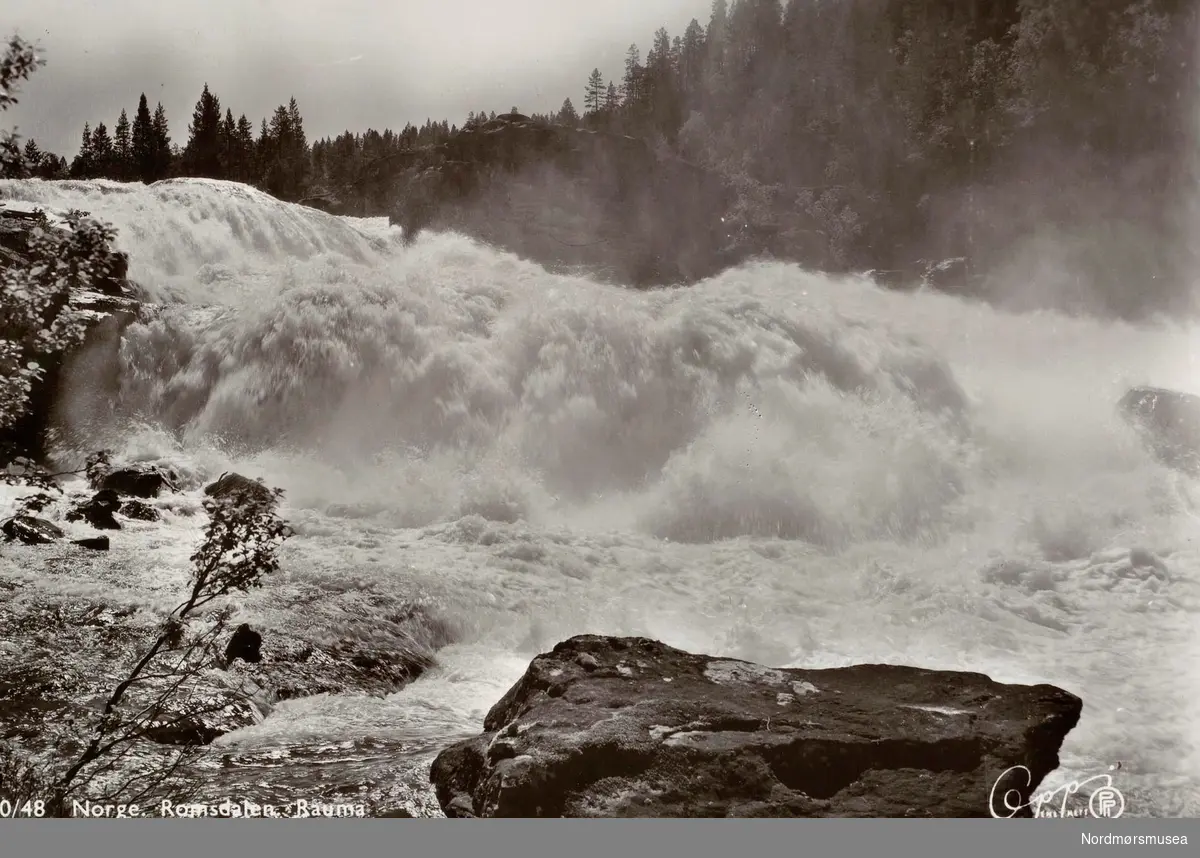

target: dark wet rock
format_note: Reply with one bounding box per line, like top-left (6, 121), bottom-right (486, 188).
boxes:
top-left (224, 623), bottom-right (263, 665)
top-left (257, 638), bottom-right (434, 702)
top-left (224, 604), bottom-right (456, 703)
top-left (1, 515), bottom-right (64, 545)
top-left (72, 536), bottom-right (110, 551)
top-left (1118, 386), bottom-right (1200, 475)
top-left (13, 491), bottom-right (55, 516)
top-left (98, 465), bottom-right (177, 499)
top-left (430, 635), bottom-right (1082, 818)
top-left (203, 472), bottom-right (275, 508)
top-left (65, 489), bottom-right (123, 530)
top-left (142, 691), bottom-right (265, 746)
top-left (118, 498), bottom-right (161, 522)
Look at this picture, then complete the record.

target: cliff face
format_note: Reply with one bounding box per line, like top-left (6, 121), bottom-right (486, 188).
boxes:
top-left (387, 114), bottom-right (752, 287)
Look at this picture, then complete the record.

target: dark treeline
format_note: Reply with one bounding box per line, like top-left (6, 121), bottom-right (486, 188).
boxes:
top-left (9, 0), bottom-right (1198, 317)
top-left (11, 85), bottom-right (464, 206)
top-left (572, 0), bottom-right (1196, 316)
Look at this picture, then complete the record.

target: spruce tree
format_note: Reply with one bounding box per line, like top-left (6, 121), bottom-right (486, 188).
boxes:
top-left (70, 123), bottom-right (93, 178)
top-left (275, 97), bottom-right (310, 199)
top-left (113, 109), bottom-right (131, 180)
top-left (151, 102), bottom-right (172, 181)
top-left (131, 94), bottom-right (154, 183)
top-left (219, 108), bottom-right (236, 179)
top-left (90, 122), bottom-right (113, 178)
top-left (557, 98), bottom-right (579, 126)
top-left (235, 114), bottom-right (255, 183)
top-left (21, 138), bottom-right (40, 175)
top-left (182, 83), bottom-right (223, 178)
top-left (255, 117), bottom-right (272, 192)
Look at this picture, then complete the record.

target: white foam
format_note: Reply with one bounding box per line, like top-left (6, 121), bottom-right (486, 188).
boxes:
top-left (1, 177), bottom-right (1197, 816)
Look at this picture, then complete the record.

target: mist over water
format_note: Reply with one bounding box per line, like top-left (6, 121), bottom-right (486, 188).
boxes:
top-left (2, 177), bottom-right (1199, 816)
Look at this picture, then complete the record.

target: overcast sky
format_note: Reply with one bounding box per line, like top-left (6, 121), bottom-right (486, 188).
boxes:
top-left (5, 0), bottom-right (711, 157)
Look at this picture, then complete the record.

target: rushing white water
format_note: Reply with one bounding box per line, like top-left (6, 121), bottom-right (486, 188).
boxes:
top-left (2, 177), bottom-right (1200, 816)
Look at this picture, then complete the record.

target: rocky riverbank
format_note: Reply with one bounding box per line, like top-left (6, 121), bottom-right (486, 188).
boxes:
top-left (0, 461), bottom-right (458, 761)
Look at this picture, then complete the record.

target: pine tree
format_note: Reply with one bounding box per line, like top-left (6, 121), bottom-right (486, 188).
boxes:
top-left (646, 27), bottom-right (683, 135)
top-left (113, 108), bottom-right (131, 180)
top-left (182, 83), bottom-right (223, 178)
top-left (679, 19), bottom-right (707, 96)
top-left (151, 102), bottom-right (172, 181)
top-left (623, 44), bottom-right (643, 106)
top-left (131, 94), bottom-right (154, 183)
top-left (585, 68), bottom-right (605, 114)
top-left (707, 0), bottom-right (728, 75)
top-left (605, 81), bottom-right (620, 111)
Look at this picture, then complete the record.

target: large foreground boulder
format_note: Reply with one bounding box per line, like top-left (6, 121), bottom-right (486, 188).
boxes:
top-left (430, 635), bottom-right (1082, 818)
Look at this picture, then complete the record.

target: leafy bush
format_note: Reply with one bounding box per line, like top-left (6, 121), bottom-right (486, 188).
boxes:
top-left (0, 35), bottom-right (42, 177)
top-left (1, 35), bottom-right (127, 437)
top-left (0, 210), bottom-right (124, 431)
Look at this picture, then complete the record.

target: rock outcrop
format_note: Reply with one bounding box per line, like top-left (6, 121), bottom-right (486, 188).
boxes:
top-left (65, 489), bottom-right (123, 530)
top-left (95, 465), bottom-right (177, 499)
top-left (1117, 386), bottom-right (1200, 475)
top-left (203, 472), bottom-right (276, 508)
top-left (224, 623), bottom-right (264, 665)
top-left (1, 515), bottom-right (64, 545)
top-left (387, 114), bottom-right (756, 287)
top-left (429, 635), bottom-right (1082, 818)
top-left (0, 202), bottom-right (144, 465)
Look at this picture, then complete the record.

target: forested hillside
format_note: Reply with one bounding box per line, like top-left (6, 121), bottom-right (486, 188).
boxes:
top-left (8, 0), bottom-right (1196, 316)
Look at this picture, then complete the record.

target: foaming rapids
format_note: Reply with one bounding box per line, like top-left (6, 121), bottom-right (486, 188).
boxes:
top-left (3, 177), bottom-right (1199, 816)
